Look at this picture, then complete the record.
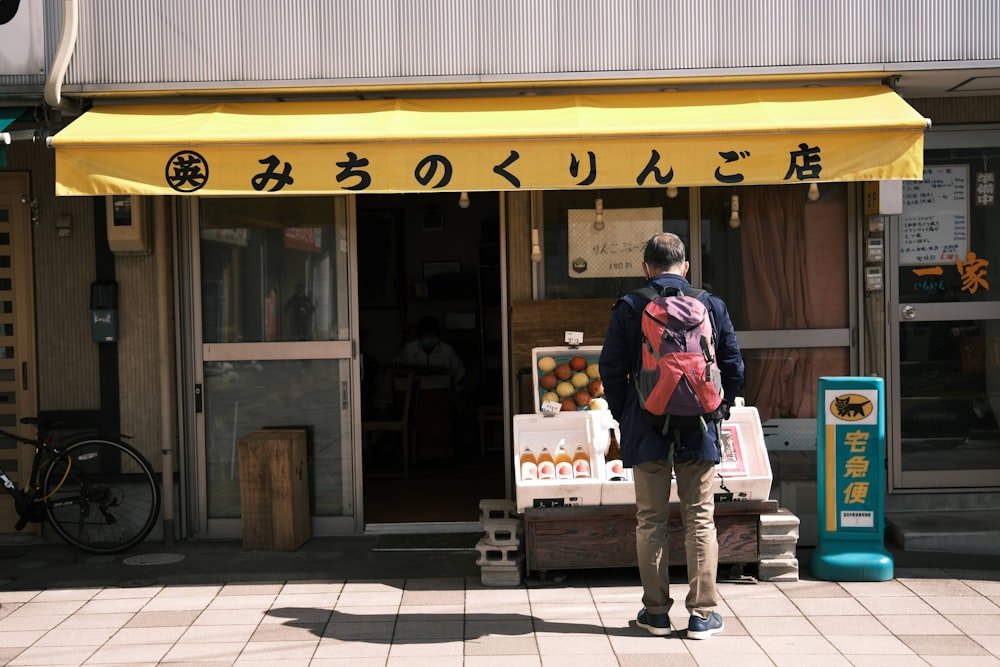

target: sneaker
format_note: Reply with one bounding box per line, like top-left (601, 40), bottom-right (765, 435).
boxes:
top-left (686, 611), bottom-right (724, 639)
top-left (636, 608), bottom-right (672, 636)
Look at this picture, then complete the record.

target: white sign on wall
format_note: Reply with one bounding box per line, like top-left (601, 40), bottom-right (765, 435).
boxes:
top-left (0, 0), bottom-right (45, 76)
top-left (900, 165), bottom-right (969, 266)
top-left (567, 207), bottom-right (662, 279)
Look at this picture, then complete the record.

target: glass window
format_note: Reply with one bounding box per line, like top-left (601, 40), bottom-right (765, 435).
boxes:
top-left (899, 149), bottom-right (1000, 304)
top-left (540, 188), bottom-right (689, 299)
top-left (204, 359), bottom-right (352, 517)
top-left (200, 197), bottom-right (349, 343)
top-left (899, 319), bottom-right (1000, 471)
top-left (535, 185), bottom-right (851, 422)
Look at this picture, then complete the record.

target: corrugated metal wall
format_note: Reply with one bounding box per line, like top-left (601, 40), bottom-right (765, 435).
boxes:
top-left (3, 0), bottom-right (998, 93)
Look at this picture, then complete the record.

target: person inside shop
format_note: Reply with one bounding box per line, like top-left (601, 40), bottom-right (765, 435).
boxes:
top-left (599, 232), bottom-right (745, 641)
top-left (393, 315), bottom-right (466, 390)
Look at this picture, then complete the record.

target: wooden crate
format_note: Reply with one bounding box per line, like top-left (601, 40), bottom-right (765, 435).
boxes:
top-left (523, 500), bottom-right (778, 574)
top-left (237, 429), bottom-right (310, 551)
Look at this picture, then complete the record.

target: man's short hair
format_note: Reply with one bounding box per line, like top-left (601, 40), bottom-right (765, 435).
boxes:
top-left (643, 233), bottom-right (687, 272)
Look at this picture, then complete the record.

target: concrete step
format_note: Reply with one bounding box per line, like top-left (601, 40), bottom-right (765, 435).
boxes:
top-left (885, 509), bottom-right (1000, 555)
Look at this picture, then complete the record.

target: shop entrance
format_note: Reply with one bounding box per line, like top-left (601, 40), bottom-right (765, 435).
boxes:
top-left (190, 196), bottom-right (359, 537)
top-left (357, 192), bottom-right (506, 524)
top-left (887, 144), bottom-right (1000, 489)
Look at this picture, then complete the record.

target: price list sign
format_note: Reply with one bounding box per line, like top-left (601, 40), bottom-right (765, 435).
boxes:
top-left (900, 165), bottom-right (968, 266)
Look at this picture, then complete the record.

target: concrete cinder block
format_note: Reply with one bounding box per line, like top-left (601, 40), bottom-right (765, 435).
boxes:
top-left (480, 555), bottom-right (524, 587)
top-left (480, 499), bottom-right (518, 521)
top-left (758, 557), bottom-right (799, 582)
top-left (759, 534), bottom-right (797, 560)
top-left (482, 518), bottom-right (521, 546)
top-left (475, 537), bottom-right (521, 567)
top-left (759, 507), bottom-right (801, 537)
top-left (758, 508), bottom-right (800, 561)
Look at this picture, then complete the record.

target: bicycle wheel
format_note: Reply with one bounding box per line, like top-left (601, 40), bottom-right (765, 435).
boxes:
top-left (42, 437), bottom-right (161, 554)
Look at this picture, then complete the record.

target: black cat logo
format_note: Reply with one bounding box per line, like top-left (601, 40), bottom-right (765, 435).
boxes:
top-left (1, 1), bottom-right (22, 26)
top-left (831, 394), bottom-right (873, 421)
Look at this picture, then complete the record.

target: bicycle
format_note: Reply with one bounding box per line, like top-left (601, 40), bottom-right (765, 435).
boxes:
top-left (0, 417), bottom-right (161, 554)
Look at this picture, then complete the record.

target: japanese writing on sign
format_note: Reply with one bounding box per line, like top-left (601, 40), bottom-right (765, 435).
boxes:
top-left (975, 171), bottom-right (995, 207)
top-left (566, 208), bottom-right (662, 279)
top-left (910, 251), bottom-right (991, 296)
top-left (162, 144), bottom-right (825, 194)
top-left (827, 389), bottom-right (879, 531)
top-left (901, 165), bottom-right (969, 266)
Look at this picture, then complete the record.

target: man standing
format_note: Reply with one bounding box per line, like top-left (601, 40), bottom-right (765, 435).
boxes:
top-left (599, 232), bottom-right (745, 639)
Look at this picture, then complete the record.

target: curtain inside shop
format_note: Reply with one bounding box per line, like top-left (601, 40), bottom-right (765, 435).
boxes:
top-left (740, 185), bottom-right (851, 421)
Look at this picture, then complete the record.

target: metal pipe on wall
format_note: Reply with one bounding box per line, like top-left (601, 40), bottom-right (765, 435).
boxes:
top-left (43, 0), bottom-right (82, 114)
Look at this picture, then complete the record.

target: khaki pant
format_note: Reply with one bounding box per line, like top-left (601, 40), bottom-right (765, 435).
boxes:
top-left (633, 458), bottom-right (718, 619)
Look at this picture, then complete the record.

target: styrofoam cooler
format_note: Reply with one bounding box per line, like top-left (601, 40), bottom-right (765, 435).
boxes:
top-left (600, 398), bottom-right (774, 506)
top-left (530, 345), bottom-right (606, 414)
top-left (513, 411), bottom-right (604, 512)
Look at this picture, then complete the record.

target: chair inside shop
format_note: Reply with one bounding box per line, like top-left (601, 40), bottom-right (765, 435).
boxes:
top-left (362, 370), bottom-right (417, 478)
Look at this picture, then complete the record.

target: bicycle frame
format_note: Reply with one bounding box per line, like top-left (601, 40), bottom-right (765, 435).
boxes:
top-left (0, 426), bottom-right (61, 523)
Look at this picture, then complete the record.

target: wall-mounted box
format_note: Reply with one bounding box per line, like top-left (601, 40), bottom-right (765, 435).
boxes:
top-left (90, 281), bottom-right (118, 343)
top-left (106, 195), bottom-right (151, 255)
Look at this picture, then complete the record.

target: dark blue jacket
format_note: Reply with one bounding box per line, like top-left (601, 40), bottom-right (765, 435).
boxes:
top-left (599, 273), bottom-right (745, 465)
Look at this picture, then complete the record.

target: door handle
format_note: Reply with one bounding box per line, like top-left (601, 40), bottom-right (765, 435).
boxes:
top-left (901, 305), bottom-right (917, 320)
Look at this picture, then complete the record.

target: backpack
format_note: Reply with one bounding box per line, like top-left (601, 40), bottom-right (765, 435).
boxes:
top-left (631, 286), bottom-right (724, 433)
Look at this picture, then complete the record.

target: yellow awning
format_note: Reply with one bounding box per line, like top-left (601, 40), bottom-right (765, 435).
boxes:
top-left (53, 85), bottom-right (927, 196)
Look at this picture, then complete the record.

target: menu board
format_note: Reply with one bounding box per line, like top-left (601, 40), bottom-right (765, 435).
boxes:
top-left (900, 165), bottom-right (969, 266)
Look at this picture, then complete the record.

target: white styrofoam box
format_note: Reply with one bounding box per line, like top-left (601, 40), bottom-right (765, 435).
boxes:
top-left (599, 402), bottom-right (774, 507)
top-left (513, 412), bottom-right (603, 512)
top-left (531, 345), bottom-right (608, 414)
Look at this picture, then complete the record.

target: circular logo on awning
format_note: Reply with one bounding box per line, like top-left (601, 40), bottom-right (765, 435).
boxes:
top-left (830, 393), bottom-right (873, 421)
top-left (165, 150), bottom-right (209, 192)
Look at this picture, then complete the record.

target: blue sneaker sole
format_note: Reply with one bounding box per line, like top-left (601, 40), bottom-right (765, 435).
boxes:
top-left (686, 622), bottom-right (724, 640)
top-left (636, 618), bottom-right (672, 636)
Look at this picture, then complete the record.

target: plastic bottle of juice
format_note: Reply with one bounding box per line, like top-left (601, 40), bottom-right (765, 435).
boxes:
top-left (537, 447), bottom-right (556, 480)
top-left (572, 445), bottom-right (591, 479)
top-left (519, 447), bottom-right (538, 482)
top-left (554, 445), bottom-right (573, 480)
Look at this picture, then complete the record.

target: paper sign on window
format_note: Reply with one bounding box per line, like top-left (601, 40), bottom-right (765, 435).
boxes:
top-left (567, 207), bottom-right (662, 278)
top-left (900, 165), bottom-right (968, 266)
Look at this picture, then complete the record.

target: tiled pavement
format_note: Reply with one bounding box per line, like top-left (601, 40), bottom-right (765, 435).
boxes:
top-left (0, 538), bottom-right (999, 666)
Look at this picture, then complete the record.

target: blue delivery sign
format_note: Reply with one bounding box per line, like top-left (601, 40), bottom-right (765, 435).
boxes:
top-left (812, 377), bottom-right (893, 581)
